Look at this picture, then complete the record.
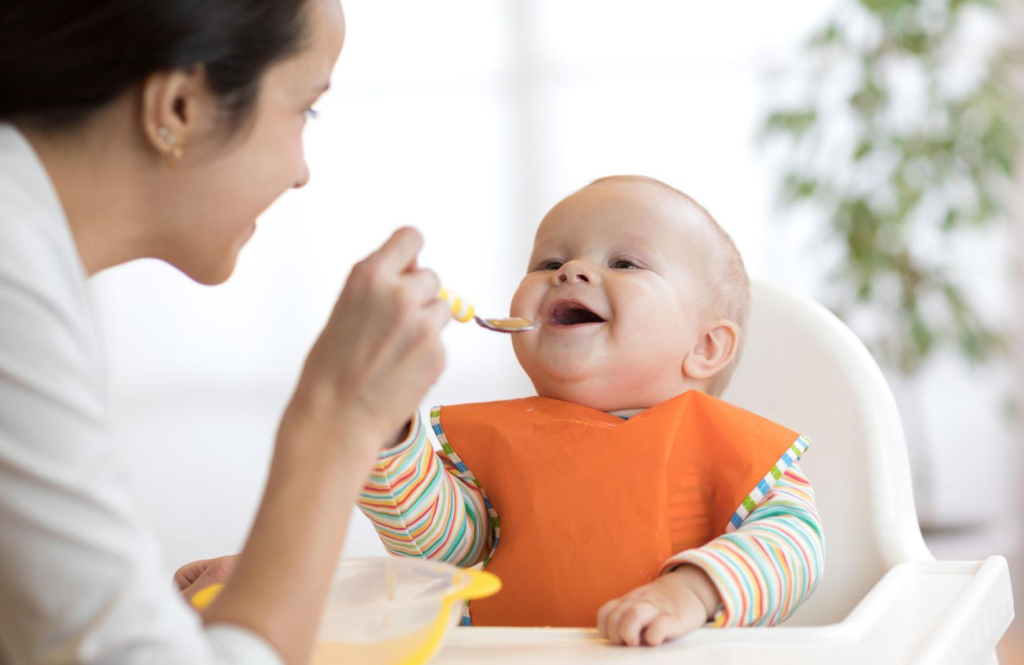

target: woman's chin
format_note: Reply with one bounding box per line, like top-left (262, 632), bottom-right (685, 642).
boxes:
top-left (165, 252), bottom-right (240, 286)
top-left (165, 223), bottom-right (256, 285)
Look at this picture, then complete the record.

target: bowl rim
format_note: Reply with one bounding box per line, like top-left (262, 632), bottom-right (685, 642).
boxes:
top-left (324, 557), bottom-right (472, 610)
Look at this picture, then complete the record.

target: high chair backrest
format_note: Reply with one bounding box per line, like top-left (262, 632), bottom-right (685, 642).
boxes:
top-left (721, 281), bottom-right (932, 626)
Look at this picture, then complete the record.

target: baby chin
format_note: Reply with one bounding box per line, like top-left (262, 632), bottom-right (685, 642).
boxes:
top-left (521, 350), bottom-right (687, 412)
top-left (524, 361), bottom-right (649, 412)
top-left (532, 380), bottom-right (654, 412)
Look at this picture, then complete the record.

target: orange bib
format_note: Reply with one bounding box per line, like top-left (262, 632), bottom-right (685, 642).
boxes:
top-left (435, 390), bottom-right (803, 627)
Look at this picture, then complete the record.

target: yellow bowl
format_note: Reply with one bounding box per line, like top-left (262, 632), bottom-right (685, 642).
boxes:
top-left (191, 557), bottom-right (500, 665)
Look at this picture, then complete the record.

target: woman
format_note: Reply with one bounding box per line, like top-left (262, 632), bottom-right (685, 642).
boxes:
top-left (0, 1), bottom-right (448, 664)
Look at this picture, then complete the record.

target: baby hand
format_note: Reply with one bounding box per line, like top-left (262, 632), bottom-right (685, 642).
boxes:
top-left (597, 565), bottom-right (720, 647)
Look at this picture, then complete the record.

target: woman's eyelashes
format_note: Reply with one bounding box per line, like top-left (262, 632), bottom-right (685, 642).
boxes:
top-left (303, 106), bottom-right (320, 120)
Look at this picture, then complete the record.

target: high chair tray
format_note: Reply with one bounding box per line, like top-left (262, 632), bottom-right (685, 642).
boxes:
top-left (434, 556), bottom-right (1012, 665)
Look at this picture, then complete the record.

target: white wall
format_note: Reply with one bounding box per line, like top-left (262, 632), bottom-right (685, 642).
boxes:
top-left (88, 0), bottom-right (1013, 578)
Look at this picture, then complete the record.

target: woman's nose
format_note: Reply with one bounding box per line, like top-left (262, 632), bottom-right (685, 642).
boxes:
top-left (555, 260), bottom-right (596, 285)
top-left (292, 161), bottom-right (311, 189)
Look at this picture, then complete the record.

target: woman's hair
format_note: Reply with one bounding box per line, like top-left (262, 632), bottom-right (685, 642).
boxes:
top-left (0, 0), bottom-right (311, 131)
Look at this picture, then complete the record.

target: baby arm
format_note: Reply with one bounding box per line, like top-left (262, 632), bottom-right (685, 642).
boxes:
top-left (598, 462), bottom-right (824, 646)
top-left (357, 411), bottom-right (492, 567)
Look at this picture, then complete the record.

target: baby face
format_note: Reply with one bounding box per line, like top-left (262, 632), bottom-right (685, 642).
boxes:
top-left (510, 180), bottom-right (716, 412)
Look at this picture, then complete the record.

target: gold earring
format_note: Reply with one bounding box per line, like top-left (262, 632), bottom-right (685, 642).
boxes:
top-left (157, 126), bottom-right (184, 166)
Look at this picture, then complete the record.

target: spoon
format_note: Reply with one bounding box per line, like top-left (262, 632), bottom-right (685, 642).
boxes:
top-left (439, 288), bottom-right (538, 333)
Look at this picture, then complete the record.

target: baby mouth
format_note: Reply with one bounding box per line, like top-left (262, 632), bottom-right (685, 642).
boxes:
top-left (548, 301), bottom-right (606, 326)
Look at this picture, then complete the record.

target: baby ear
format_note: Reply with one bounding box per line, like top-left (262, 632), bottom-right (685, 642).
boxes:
top-left (682, 319), bottom-right (740, 381)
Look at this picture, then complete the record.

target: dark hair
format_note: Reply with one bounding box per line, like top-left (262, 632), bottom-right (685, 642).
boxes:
top-left (0, 0), bottom-right (311, 130)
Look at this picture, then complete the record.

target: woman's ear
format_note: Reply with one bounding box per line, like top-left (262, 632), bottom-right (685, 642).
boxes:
top-left (682, 319), bottom-right (740, 381)
top-left (139, 65), bottom-right (212, 161)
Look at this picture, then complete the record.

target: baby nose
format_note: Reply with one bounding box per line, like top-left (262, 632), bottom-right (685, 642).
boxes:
top-left (556, 261), bottom-right (593, 284)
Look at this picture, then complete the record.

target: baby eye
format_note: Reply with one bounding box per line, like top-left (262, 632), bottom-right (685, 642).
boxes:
top-left (537, 260), bottom-right (564, 271)
top-left (611, 259), bottom-right (639, 270)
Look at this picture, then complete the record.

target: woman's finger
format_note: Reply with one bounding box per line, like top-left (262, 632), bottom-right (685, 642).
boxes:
top-left (427, 296), bottom-right (452, 330)
top-left (173, 559), bottom-right (214, 591)
top-left (388, 320), bottom-right (447, 391)
top-left (176, 556), bottom-right (237, 602)
top-left (376, 282), bottom-right (448, 375)
top-left (404, 267), bottom-right (442, 308)
top-left (292, 227), bottom-right (455, 446)
top-left (369, 227), bottom-right (424, 275)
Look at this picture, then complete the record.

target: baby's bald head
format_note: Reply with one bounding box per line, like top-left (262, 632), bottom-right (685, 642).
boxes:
top-left (582, 176), bottom-right (750, 395)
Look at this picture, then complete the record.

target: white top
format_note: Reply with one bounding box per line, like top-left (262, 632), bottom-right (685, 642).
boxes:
top-left (0, 124), bottom-right (282, 665)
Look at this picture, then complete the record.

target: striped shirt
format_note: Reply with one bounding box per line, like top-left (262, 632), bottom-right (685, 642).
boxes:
top-left (358, 409), bottom-right (824, 626)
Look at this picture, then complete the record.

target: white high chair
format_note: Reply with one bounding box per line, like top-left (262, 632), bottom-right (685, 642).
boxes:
top-left (434, 281), bottom-right (1014, 665)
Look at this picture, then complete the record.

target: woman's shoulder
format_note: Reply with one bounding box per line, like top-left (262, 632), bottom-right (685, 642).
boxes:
top-left (0, 124), bottom-right (83, 276)
top-left (0, 123), bottom-right (105, 404)
top-left (0, 123), bottom-right (92, 306)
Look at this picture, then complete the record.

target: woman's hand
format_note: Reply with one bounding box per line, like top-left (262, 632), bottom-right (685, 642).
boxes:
top-left (597, 565), bottom-right (720, 647)
top-left (174, 555), bottom-right (238, 606)
top-left (202, 228), bottom-right (450, 663)
top-left (286, 226), bottom-right (450, 459)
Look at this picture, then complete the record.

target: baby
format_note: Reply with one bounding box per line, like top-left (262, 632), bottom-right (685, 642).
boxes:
top-left (359, 175), bottom-right (824, 646)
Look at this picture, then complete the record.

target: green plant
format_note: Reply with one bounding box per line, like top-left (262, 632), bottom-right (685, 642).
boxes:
top-left (762, 0), bottom-right (1022, 375)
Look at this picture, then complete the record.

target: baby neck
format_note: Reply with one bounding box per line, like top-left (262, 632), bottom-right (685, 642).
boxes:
top-left (608, 407), bottom-right (646, 419)
top-left (530, 371), bottom-right (710, 414)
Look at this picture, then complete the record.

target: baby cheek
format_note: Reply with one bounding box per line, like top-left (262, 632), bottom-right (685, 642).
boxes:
top-left (510, 331), bottom-right (540, 380)
top-left (510, 280), bottom-right (538, 316)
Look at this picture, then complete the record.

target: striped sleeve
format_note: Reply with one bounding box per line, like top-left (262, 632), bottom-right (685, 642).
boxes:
top-left (661, 461), bottom-right (825, 627)
top-left (356, 410), bottom-right (492, 567)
